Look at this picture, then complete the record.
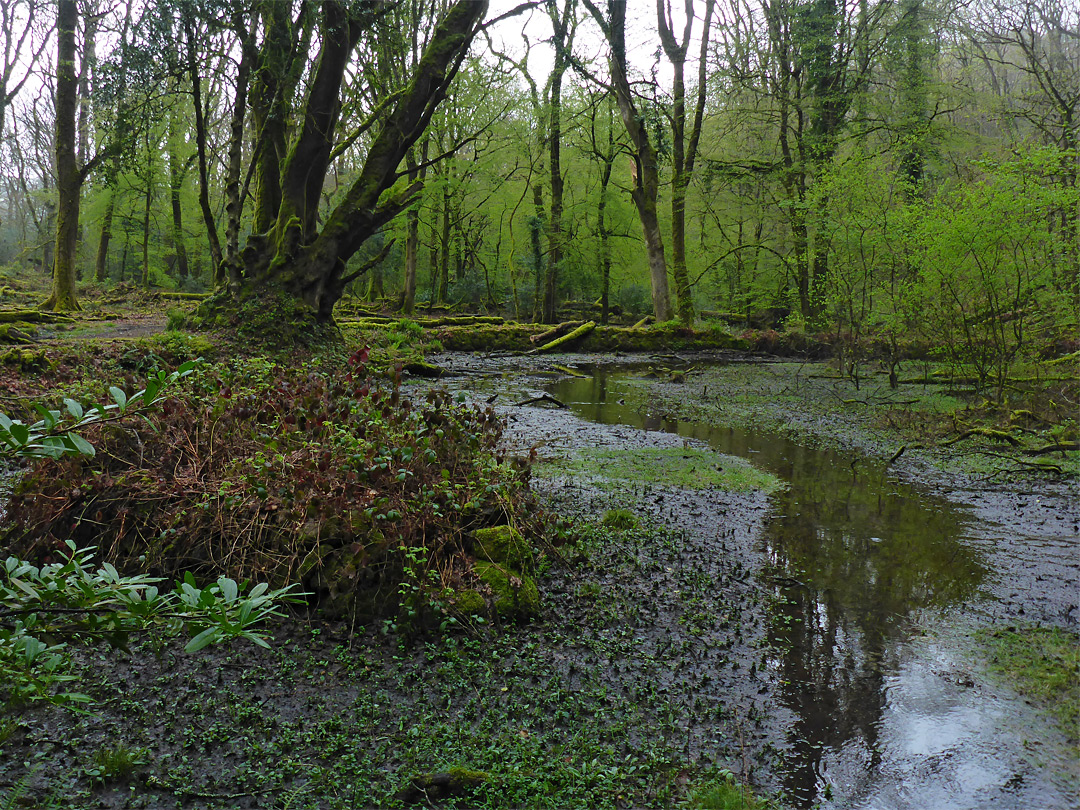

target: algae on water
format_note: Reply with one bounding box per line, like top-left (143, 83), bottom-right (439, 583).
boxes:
top-left (545, 445), bottom-right (784, 493)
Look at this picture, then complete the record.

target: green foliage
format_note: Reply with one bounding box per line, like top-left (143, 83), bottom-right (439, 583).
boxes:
top-left (601, 509), bottom-right (638, 530)
top-left (5, 350), bottom-right (533, 623)
top-left (686, 771), bottom-right (775, 809)
top-left (911, 150), bottom-right (1077, 399)
top-left (84, 743), bottom-right (149, 785)
top-left (0, 541), bottom-right (300, 710)
top-left (0, 360), bottom-right (197, 459)
top-left (550, 446), bottom-right (784, 493)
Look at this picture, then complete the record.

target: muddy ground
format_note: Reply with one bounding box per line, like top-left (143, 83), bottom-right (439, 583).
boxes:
top-left (1, 348), bottom-right (1076, 809)
top-left (432, 350), bottom-right (1079, 809)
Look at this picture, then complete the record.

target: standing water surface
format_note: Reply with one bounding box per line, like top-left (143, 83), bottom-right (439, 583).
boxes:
top-left (549, 367), bottom-right (1076, 810)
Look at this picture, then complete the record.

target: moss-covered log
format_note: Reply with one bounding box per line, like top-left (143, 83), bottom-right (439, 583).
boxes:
top-left (0, 310), bottom-right (74, 324)
top-left (435, 321), bottom-right (750, 353)
top-left (157, 292), bottom-right (209, 301)
top-left (529, 320), bottom-right (584, 345)
top-left (535, 321), bottom-right (596, 353)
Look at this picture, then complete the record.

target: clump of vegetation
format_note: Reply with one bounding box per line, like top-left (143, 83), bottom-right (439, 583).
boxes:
top-left (979, 625), bottom-right (1080, 744)
top-left (84, 743), bottom-right (149, 785)
top-left (602, 508), bottom-right (638, 530)
top-left (4, 349), bottom-right (537, 624)
top-left (549, 446), bottom-right (784, 493)
top-left (686, 771), bottom-right (776, 809)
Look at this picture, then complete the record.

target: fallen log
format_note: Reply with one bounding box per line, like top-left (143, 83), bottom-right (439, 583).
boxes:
top-left (0, 309), bottom-right (74, 324)
top-left (402, 361), bottom-right (443, 378)
top-left (529, 320), bottom-right (584, 345)
top-left (941, 428), bottom-right (1021, 447)
top-left (1024, 442), bottom-right (1078, 456)
top-left (534, 321), bottom-right (595, 354)
top-left (552, 363), bottom-right (588, 378)
top-left (157, 292), bottom-right (209, 301)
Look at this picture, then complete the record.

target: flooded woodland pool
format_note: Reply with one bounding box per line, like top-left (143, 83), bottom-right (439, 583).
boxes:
top-left (538, 363), bottom-right (1078, 810)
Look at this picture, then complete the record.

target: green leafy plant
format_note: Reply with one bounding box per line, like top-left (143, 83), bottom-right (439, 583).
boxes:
top-left (5, 349), bottom-right (534, 624)
top-left (83, 742), bottom-right (149, 784)
top-left (0, 360), bottom-right (198, 459)
top-left (0, 541), bottom-right (302, 709)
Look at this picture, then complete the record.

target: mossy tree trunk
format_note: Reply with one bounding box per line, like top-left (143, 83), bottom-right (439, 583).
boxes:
top-left (583, 0), bottom-right (672, 322)
top-left (94, 189), bottom-right (114, 282)
top-left (542, 0), bottom-right (577, 325)
top-left (182, 5), bottom-right (224, 279)
top-left (42, 0), bottom-right (83, 312)
top-left (209, 0), bottom-right (488, 324)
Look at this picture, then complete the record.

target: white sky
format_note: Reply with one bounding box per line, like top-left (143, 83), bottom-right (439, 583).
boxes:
top-left (485, 0), bottom-right (706, 98)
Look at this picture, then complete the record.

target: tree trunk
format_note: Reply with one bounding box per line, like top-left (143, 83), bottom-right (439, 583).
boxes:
top-left (402, 145), bottom-right (424, 316)
top-left (42, 0), bottom-right (82, 312)
top-left (585, 0), bottom-right (672, 322)
top-left (542, 0), bottom-right (575, 324)
top-left (184, 10), bottom-right (223, 276)
top-left (598, 155), bottom-right (613, 324)
top-left (438, 172), bottom-right (451, 304)
top-left (141, 161), bottom-right (153, 287)
top-left (657, 0), bottom-right (714, 326)
top-left (168, 115), bottom-right (189, 282)
top-left (223, 15), bottom-right (256, 279)
top-left (94, 189), bottom-right (114, 282)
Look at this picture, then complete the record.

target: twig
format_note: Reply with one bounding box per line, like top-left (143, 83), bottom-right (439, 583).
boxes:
top-left (513, 394), bottom-right (566, 408)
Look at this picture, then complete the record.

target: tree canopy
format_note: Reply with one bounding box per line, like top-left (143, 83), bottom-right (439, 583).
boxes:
top-left (0, 0), bottom-right (1073, 348)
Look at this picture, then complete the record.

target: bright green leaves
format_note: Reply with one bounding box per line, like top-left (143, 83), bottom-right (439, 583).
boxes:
top-left (0, 541), bottom-right (302, 709)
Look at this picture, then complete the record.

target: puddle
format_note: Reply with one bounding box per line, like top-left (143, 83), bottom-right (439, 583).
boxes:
top-left (549, 367), bottom-right (1078, 810)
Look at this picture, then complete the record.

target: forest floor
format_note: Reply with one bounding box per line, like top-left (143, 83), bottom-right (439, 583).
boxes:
top-left (0, 303), bottom-right (1077, 809)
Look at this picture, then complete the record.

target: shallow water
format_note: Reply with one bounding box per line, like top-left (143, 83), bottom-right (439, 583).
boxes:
top-left (550, 367), bottom-right (1077, 810)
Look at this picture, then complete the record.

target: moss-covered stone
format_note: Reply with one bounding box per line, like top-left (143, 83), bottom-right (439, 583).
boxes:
top-left (0, 347), bottom-right (54, 371)
top-left (396, 767), bottom-right (492, 805)
top-left (473, 525), bottom-right (532, 570)
top-left (475, 561), bottom-right (539, 620)
top-left (447, 588), bottom-right (486, 617)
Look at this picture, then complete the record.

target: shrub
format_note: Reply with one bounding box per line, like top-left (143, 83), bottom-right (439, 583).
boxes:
top-left (5, 350), bottom-right (533, 622)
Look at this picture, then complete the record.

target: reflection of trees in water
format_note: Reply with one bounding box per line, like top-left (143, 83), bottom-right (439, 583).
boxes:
top-left (763, 448), bottom-right (987, 807)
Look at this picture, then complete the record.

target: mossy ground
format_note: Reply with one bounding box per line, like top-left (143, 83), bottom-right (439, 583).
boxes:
top-left (540, 445), bottom-right (784, 494)
top-left (592, 360), bottom-right (1077, 482)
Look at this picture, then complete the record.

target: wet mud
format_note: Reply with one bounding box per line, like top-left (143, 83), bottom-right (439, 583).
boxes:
top-left (434, 350), bottom-right (1080, 810)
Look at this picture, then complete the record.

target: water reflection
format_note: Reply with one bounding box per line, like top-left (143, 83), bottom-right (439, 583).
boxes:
top-left (551, 369), bottom-right (989, 808)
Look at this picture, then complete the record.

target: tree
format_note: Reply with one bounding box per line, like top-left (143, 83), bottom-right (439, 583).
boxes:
top-left (966, 0), bottom-right (1079, 285)
top-left (0, 0), bottom-right (49, 155)
top-left (199, 0), bottom-right (490, 331)
top-left (541, 0), bottom-right (579, 323)
top-left (658, 0), bottom-right (716, 325)
top-left (583, 0), bottom-right (673, 321)
top-left (41, 0), bottom-right (84, 311)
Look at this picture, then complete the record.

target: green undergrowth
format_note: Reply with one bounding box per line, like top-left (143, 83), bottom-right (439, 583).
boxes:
top-left (0, 509), bottom-right (779, 809)
top-left (339, 317), bottom-right (443, 368)
top-left (4, 348), bottom-right (541, 625)
top-left (542, 445), bottom-right (784, 494)
top-left (978, 625), bottom-right (1080, 745)
top-left (687, 770), bottom-right (778, 809)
